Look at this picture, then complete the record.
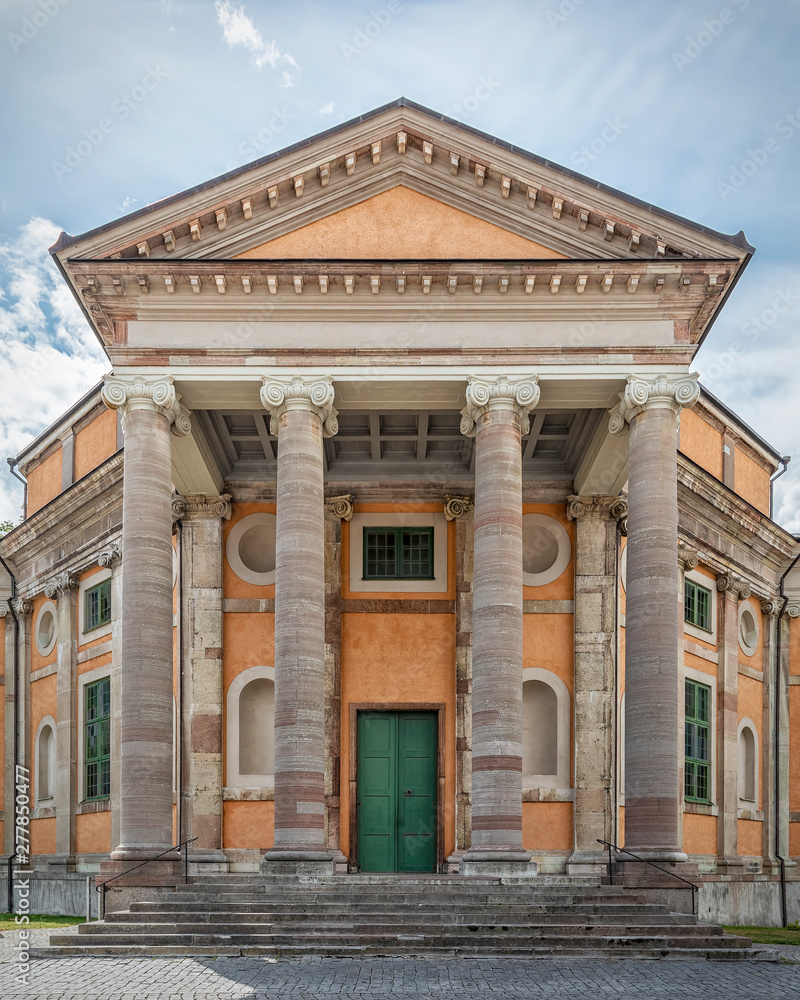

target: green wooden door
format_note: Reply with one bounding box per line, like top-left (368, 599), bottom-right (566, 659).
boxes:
top-left (357, 711), bottom-right (437, 872)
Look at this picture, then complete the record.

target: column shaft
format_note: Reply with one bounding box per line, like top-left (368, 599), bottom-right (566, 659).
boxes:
top-left (717, 586), bottom-right (740, 866)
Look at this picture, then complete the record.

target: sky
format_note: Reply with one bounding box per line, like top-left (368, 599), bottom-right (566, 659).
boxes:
top-left (0, 0), bottom-right (799, 530)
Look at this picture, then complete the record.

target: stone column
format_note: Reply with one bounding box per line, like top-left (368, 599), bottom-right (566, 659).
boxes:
top-left (102, 546), bottom-right (123, 852)
top-left (173, 493), bottom-right (231, 866)
top-left (609, 373), bottom-right (700, 860)
top-left (716, 574), bottom-right (748, 873)
top-left (566, 495), bottom-right (627, 874)
top-left (45, 571), bottom-right (78, 867)
top-left (459, 376), bottom-right (540, 877)
top-left (1, 603), bottom-right (17, 859)
top-left (101, 375), bottom-right (191, 860)
top-left (260, 376), bottom-right (338, 875)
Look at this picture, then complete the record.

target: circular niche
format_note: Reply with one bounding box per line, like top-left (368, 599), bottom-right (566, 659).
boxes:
top-left (35, 600), bottom-right (58, 657)
top-left (522, 514), bottom-right (571, 588)
top-left (226, 513), bottom-right (277, 586)
top-left (738, 601), bottom-right (759, 657)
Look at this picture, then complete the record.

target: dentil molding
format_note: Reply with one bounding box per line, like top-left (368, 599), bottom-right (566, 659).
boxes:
top-left (460, 375), bottom-right (540, 437)
top-left (609, 373), bottom-right (700, 434)
top-left (102, 375), bottom-right (191, 436)
top-left (260, 375), bottom-right (338, 438)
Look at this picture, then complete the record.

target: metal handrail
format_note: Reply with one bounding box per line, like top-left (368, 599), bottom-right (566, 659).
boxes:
top-left (95, 837), bottom-right (198, 919)
top-left (597, 838), bottom-right (700, 915)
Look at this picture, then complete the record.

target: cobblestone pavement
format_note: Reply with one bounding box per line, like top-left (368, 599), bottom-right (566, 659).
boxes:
top-left (0, 950), bottom-right (798, 1000)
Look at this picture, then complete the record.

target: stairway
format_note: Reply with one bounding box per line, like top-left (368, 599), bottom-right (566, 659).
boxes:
top-left (38, 875), bottom-right (766, 959)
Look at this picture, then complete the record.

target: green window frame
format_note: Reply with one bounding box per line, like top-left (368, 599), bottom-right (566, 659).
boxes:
top-left (363, 527), bottom-right (434, 581)
top-left (85, 579), bottom-right (111, 632)
top-left (84, 677), bottom-right (110, 801)
top-left (684, 578), bottom-right (711, 632)
top-left (684, 678), bottom-right (711, 803)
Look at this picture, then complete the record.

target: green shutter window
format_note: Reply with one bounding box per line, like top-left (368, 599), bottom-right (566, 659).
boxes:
top-left (684, 678), bottom-right (711, 803)
top-left (363, 527), bottom-right (434, 580)
top-left (85, 677), bottom-right (111, 801)
top-left (85, 579), bottom-right (111, 632)
top-left (684, 579), bottom-right (711, 632)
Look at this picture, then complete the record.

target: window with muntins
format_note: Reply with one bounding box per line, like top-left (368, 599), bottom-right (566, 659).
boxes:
top-left (684, 579), bottom-right (711, 632)
top-left (363, 527), bottom-right (434, 580)
top-left (85, 677), bottom-right (110, 800)
top-left (685, 678), bottom-right (710, 802)
top-left (85, 579), bottom-right (111, 632)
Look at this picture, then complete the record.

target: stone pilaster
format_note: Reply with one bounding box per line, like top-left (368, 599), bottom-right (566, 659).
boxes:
top-left (101, 374), bottom-right (190, 860)
top-left (450, 499), bottom-right (474, 865)
top-left (459, 375), bottom-right (539, 877)
top-left (44, 572), bottom-right (78, 867)
top-left (260, 376), bottom-right (336, 875)
top-left (2, 603), bottom-right (16, 859)
top-left (609, 373), bottom-right (700, 860)
top-left (760, 599), bottom-right (780, 870)
top-left (13, 598), bottom-right (32, 794)
top-left (101, 546), bottom-right (123, 852)
top-left (323, 500), bottom-right (347, 869)
top-left (566, 495), bottom-right (627, 874)
top-left (173, 493), bottom-right (231, 866)
top-left (716, 575), bottom-right (747, 872)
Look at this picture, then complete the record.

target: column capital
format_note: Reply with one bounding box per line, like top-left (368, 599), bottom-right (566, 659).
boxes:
top-left (260, 375), bottom-right (338, 438)
top-left (566, 495), bottom-right (627, 522)
top-left (787, 603), bottom-right (800, 619)
top-left (325, 494), bottom-right (354, 520)
top-left (172, 493), bottom-right (232, 521)
top-left (44, 571), bottom-right (78, 599)
top-left (608, 373), bottom-right (700, 434)
top-left (677, 540), bottom-right (699, 570)
top-left (717, 573), bottom-right (751, 598)
top-left (98, 546), bottom-right (122, 567)
top-left (102, 374), bottom-right (191, 437)
top-left (11, 596), bottom-right (32, 617)
top-left (460, 375), bottom-right (540, 438)
top-left (761, 598), bottom-right (782, 617)
top-left (444, 495), bottom-right (474, 521)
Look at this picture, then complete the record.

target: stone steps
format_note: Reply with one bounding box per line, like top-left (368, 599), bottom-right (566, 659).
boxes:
top-left (35, 876), bottom-right (768, 960)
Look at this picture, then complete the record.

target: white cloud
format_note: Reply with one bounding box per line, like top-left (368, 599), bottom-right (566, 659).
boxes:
top-left (118, 196), bottom-right (138, 213)
top-left (0, 219), bottom-right (108, 524)
top-left (318, 101), bottom-right (335, 115)
top-left (214, 0), bottom-right (299, 83)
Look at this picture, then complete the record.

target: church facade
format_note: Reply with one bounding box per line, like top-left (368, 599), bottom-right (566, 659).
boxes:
top-left (2, 100), bottom-right (799, 923)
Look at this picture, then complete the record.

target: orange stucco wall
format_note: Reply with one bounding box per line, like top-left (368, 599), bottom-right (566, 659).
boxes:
top-left (74, 408), bottom-right (117, 482)
top-left (523, 802), bottom-right (573, 851)
top-left (76, 810), bottom-right (111, 854)
top-left (224, 801), bottom-right (274, 850)
top-left (790, 688), bottom-right (800, 812)
top-left (340, 612), bottom-right (456, 863)
top-left (30, 672), bottom-right (57, 766)
top-left (738, 819), bottom-right (763, 857)
top-left (236, 186), bottom-right (567, 260)
top-left (683, 812), bottom-right (717, 855)
top-left (30, 817), bottom-right (56, 855)
top-left (680, 408), bottom-right (723, 481)
top-left (734, 447), bottom-right (770, 515)
top-left (26, 447), bottom-right (62, 516)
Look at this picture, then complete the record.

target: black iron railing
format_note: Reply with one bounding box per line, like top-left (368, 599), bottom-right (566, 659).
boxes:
top-left (597, 838), bottom-right (700, 915)
top-left (95, 837), bottom-right (198, 919)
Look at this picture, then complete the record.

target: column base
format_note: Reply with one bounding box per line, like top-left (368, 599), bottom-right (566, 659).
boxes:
top-left (613, 854), bottom-right (695, 890)
top-left (715, 855), bottom-right (748, 876)
top-left (566, 850), bottom-right (612, 877)
top-left (99, 857), bottom-right (184, 888)
top-left (260, 847), bottom-right (335, 877)
top-left (459, 847), bottom-right (536, 879)
top-left (47, 854), bottom-right (78, 872)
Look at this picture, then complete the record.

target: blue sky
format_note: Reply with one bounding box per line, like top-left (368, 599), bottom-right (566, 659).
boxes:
top-left (1, 0), bottom-right (799, 528)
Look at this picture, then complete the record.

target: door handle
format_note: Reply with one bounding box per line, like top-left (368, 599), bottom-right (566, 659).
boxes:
top-left (403, 789), bottom-right (413, 797)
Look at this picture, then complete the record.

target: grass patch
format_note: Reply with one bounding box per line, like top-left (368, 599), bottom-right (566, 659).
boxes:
top-left (724, 924), bottom-right (800, 946)
top-left (0, 913), bottom-right (91, 932)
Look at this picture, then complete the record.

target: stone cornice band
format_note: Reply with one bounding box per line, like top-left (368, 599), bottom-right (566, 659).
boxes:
top-left (102, 374), bottom-right (191, 436)
top-left (609, 373), bottom-right (701, 434)
top-left (460, 375), bottom-right (540, 437)
top-left (260, 375), bottom-right (338, 438)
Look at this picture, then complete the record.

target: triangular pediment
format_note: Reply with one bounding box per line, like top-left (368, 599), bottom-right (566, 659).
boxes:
top-left (234, 186), bottom-right (566, 260)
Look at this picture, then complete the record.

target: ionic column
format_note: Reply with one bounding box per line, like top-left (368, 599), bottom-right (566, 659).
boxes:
top-left (173, 493), bottom-right (231, 865)
top-left (459, 376), bottom-right (540, 877)
top-left (609, 373), bottom-right (700, 859)
top-left (44, 571), bottom-right (79, 867)
top-left (566, 495), bottom-right (627, 874)
top-left (101, 374), bottom-right (191, 859)
top-left (260, 376), bottom-right (338, 874)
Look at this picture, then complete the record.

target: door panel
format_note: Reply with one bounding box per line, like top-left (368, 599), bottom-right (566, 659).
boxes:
top-left (357, 711), bottom-right (436, 873)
